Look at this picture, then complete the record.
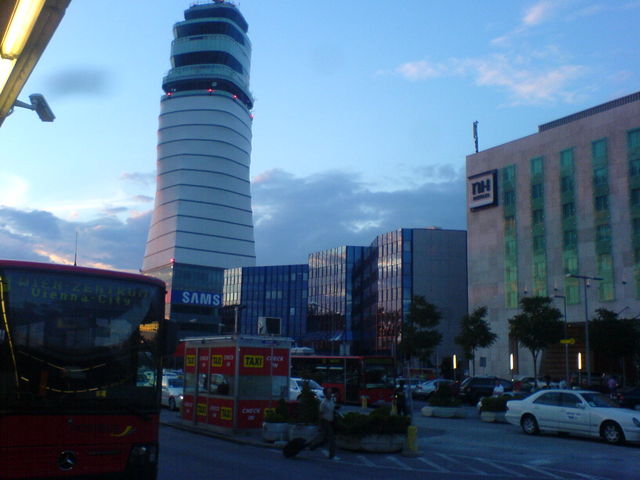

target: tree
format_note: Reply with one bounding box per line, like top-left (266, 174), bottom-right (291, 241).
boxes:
top-left (509, 296), bottom-right (563, 387)
top-left (455, 306), bottom-right (497, 376)
top-left (398, 295), bottom-right (443, 369)
top-left (589, 308), bottom-right (640, 384)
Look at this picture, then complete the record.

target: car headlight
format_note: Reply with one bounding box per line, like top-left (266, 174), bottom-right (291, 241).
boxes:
top-left (179, 394), bottom-right (184, 400)
top-left (632, 417), bottom-right (640, 428)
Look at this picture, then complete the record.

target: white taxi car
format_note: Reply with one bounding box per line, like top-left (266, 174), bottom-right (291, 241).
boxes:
top-left (505, 389), bottom-right (640, 445)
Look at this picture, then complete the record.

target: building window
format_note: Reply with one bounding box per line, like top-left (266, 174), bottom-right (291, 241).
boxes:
top-left (633, 218), bottom-right (640, 237)
top-left (560, 175), bottom-right (574, 193)
top-left (560, 149), bottom-right (574, 171)
top-left (530, 157), bottom-right (543, 176)
top-left (564, 254), bottom-right (578, 275)
top-left (531, 184), bottom-right (544, 199)
top-left (630, 158), bottom-right (640, 177)
top-left (533, 234), bottom-right (545, 253)
top-left (629, 129), bottom-right (640, 150)
top-left (593, 167), bottom-right (608, 186)
top-left (595, 195), bottom-right (609, 212)
top-left (504, 215), bottom-right (516, 232)
top-left (562, 202), bottom-right (575, 219)
top-left (532, 209), bottom-right (544, 225)
top-left (596, 224), bottom-right (611, 243)
top-left (592, 139), bottom-right (607, 159)
top-left (563, 230), bottom-right (577, 249)
top-left (631, 188), bottom-right (640, 207)
top-left (504, 190), bottom-right (515, 206)
top-left (503, 165), bottom-right (516, 182)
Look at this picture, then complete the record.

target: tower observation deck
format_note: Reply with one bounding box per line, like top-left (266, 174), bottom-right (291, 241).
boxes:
top-left (142, 0), bottom-right (256, 274)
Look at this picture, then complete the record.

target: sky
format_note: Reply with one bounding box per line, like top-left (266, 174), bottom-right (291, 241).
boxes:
top-left (1, 0), bottom-right (639, 272)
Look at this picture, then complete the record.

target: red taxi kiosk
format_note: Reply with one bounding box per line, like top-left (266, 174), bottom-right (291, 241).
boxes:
top-left (182, 335), bottom-right (292, 432)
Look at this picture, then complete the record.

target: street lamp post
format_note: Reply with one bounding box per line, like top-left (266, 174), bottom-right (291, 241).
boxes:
top-left (553, 294), bottom-right (569, 383)
top-left (567, 274), bottom-right (603, 386)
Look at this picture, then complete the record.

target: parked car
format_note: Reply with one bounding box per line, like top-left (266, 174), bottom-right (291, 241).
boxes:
top-left (413, 379), bottom-right (455, 400)
top-left (458, 376), bottom-right (512, 404)
top-left (617, 386), bottom-right (640, 410)
top-left (505, 389), bottom-right (640, 445)
top-left (289, 378), bottom-right (325, 401)
top-left (161, 374), bottom-right (184, 411)
top-left (395, 377), bottom-right (422, 393)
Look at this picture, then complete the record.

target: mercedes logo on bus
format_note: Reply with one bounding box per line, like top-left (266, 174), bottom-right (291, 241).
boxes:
top-left (57, 451), bottom-right (77, 471)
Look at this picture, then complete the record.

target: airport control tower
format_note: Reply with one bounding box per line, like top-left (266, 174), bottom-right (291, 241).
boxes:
top-left (142, 1), bottom-right (255, 335)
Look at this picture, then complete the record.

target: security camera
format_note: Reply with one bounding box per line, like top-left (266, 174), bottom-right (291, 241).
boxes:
top-left (29, 94), bottom-right (55, 122)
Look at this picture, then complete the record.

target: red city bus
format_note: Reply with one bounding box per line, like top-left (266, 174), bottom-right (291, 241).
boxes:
top-left (0, 260), bottom-right (171, 480)
top-left (291, 355), bottom-right (395, 404)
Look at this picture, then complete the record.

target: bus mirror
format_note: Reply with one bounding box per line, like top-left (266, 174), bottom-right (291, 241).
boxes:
top-left (162, 320), bottom-right (179, 355)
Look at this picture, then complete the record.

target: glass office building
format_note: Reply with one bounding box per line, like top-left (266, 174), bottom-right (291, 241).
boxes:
top-left (223, 265), bottom-right (308, 339)
top-left (306, 246), bottom-right (366, 354)
top-left (359, 228), bottom-right (468, 366)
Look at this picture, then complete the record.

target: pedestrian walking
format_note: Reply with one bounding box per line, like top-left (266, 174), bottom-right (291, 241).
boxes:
top-left (309, 388), bottom-right (339, 459)
top-left (394, 380), bottom-right (409, 416)
top-left (607, 376), bottom-right (618, 399)
top-left (492, 379), bottom-right (504, 396)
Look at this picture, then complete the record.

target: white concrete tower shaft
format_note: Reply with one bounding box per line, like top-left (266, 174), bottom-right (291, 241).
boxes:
top-left (142, 1), bottom-right (256, 272)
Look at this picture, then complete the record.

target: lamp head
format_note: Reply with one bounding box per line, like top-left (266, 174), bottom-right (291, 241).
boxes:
top-left (29, 93), bottom-right (54, 122)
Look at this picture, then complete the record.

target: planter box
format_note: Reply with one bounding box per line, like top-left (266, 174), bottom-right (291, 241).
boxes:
top-left (480, 411), bottom-right (507, 423)
top-left (421, 406), bottom-right (467, 418)
top-left (288, 424), bottom-right (320, 443)
top-left (262, 422), bottom-right (290, 442)
top-left (336, 434), bottom-right (405, 453)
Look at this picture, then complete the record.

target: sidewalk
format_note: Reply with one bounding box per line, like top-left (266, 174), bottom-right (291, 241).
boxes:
top-left (159, 404), bottom-right (480, 450)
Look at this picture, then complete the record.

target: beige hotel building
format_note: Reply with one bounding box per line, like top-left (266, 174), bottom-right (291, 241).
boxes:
top-left (466, 91), bottom-right (640, 380)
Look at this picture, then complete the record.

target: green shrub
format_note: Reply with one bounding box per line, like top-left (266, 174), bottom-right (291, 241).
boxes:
top-left (479, 395), bottom-right (509, 412)
top-left (335, 407), bottom-right (410, 437)
top-left (427, 383), bottom-right (461, 407)
top-left (263, 398), bottom-right (291, 423)
top-left (264, 411), bottom-right (288, 423)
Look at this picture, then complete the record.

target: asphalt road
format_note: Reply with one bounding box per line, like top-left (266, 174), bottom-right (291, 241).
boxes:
top-left (158, 404), bottom-right (640, 480)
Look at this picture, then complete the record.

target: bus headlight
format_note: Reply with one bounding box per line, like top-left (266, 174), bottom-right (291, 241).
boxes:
top-left (129, 443), bottom-right (158, 464)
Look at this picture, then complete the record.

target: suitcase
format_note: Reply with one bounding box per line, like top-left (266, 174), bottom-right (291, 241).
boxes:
top-left (282, 437), bottom-right (308, 458)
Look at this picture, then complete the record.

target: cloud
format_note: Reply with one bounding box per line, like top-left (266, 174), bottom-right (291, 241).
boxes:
top-left (0, 173), bottom-right (29, 207)
top-left (394, 60), bottom-right (445, 81)
top-left (522, 1), bottom-right (554, 26)
top-left (251, 168), bottom-right (465, 266)
top-left (121, 171), bottom-right (156, 186)
top-left (0, 168), bottom-right (466, 272)
top-left (386, 53), bottom-right (585, 105)
top-left (46, 68), bottom-right (111, 98)
top-left (464, 55), bottom-right (585, 104)
top-left (0, 207), bottom-right (149, 272)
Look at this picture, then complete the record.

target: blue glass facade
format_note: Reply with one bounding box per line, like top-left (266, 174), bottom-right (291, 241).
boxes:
top-left (219, 229), bottom-right (467, 364)
top-left (223, 265), bottom-right (308, 338)
top-left (306, 246), bottom-right (366, 354)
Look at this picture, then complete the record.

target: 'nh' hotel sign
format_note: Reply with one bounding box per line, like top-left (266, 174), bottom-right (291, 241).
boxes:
top-left (468, 170), bottom-right (498, 210)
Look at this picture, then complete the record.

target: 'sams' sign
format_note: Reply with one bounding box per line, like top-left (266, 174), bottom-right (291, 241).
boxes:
top-left (468, 170), bottom-right (498, 210)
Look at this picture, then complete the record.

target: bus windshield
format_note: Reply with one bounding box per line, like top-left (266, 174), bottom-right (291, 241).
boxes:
top-left (0, 266), bottom-right (165, 414)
